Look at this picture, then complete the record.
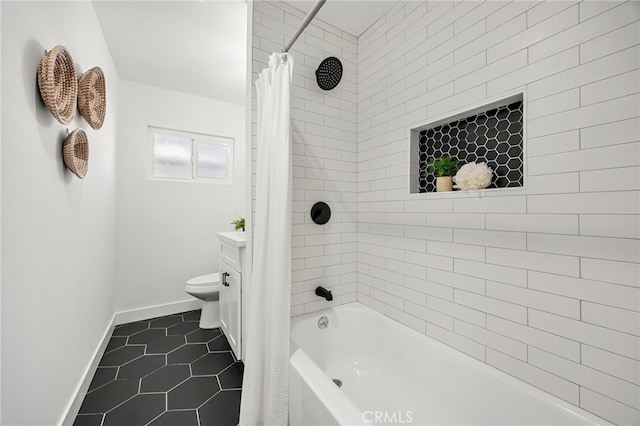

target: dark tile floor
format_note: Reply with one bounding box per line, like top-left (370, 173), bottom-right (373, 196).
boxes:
top-left (74, 310), bottom-right (243, 426)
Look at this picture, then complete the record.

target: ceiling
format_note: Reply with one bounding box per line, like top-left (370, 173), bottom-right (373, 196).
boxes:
top-left (93, 0), bottom-right (395, 105)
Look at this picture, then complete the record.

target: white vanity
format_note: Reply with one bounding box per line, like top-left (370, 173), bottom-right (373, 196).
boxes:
top-left (217, 231), bottom-right (245, 360)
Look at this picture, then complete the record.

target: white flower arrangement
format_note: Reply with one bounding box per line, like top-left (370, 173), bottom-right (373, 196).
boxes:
top-left (453, 162), bottom-right (493, 191)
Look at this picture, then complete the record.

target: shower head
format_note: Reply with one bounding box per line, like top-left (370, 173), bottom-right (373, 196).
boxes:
top-left (315, 57), bottom-right (342, 90)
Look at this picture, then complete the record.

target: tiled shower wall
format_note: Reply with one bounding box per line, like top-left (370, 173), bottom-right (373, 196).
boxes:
top-left (357, 1), bottom-right (639, 425)
top-left (252, 1), bottom-right (358, 316)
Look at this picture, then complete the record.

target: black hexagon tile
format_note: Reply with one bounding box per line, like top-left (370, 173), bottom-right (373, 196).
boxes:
top-left (167, 343), bottom-right (208, 364)
top-left (103, 394), bottom-right (165, 426)
top-left (147, 410), bottom-right (199, 426)
top-left (191, 352), bottom-right (235, 376)
top-left (168, 376), bottom-right (220, 410)
top-left (75, 311), bottom-right (242, 426)
top-left (141, 364), bottom-right (191, 393)
top-left (419, 100), bottom-right (523, 193)
top-left (198, 390), bottom-right (242, 426)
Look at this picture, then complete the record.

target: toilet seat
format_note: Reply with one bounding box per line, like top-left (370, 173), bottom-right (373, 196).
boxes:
top-left (186, 272), bottom-right (220, 286)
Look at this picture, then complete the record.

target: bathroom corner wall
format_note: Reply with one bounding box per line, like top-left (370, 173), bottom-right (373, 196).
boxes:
top-left (357, 1), bottom-right (639, 425)
top-left (115, 80), bottom-right (246, 316)
top-left (1, 2), bottom-right (119, 424)
top-left (252, 1), bottom-right (358, 315)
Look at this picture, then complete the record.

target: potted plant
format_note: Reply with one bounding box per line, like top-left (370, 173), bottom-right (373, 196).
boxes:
top-left (231, 218), bottom-right (245, 232)
top-left (425, 156), bottom-right (460, 192)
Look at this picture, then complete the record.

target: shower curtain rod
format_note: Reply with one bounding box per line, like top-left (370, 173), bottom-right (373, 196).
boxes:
top-left (283, 0), bottom-right (327, 53)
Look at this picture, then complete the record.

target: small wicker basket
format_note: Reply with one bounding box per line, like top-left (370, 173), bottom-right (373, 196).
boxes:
top-left (78, 67), bottom-right (106, 129)
top-left (63, 129), bottom-right (89, 179)
top-left (37, 45), bottom-right (78, 124)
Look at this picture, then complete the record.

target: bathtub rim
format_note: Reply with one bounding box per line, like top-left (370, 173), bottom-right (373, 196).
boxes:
top-left (291, 302), bottom-right (613, 426)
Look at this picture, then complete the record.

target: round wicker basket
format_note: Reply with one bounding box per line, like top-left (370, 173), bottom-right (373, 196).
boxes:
top-left (63, 129), bottom-right (89, 179)
top-left (78, 67), bottom-right (106, 129)
top-left (37, 45), bottom-right (78, 124)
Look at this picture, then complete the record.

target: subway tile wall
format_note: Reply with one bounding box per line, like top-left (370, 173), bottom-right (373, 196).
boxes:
top-left (252, 1), bottom-right (640, 424)
top-left (357, 1), bottom-right (639, 425)
top-left (252, 1), bottom-right (359, 316)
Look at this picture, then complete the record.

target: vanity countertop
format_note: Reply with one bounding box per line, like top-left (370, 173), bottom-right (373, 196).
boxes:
top-left (217, 231), bottom-right (246, 247)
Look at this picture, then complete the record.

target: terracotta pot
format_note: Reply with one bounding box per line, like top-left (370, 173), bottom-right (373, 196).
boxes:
top-left (436, 176), bottom-right (453, 192)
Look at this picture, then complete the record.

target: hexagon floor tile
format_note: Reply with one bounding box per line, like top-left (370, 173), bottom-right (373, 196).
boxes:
top-left (73, 309), bottom-right (243, 426)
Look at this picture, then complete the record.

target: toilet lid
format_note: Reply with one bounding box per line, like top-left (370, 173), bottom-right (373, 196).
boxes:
top-left (187, 272), bottom-right (220, 285)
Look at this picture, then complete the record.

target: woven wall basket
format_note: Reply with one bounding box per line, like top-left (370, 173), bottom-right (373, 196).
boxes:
top-left (63, 129), bottom-right (89, 179)
top-left (37, 45), bottom-right (78, 124)
top-left (78, 67), bottom-right (106, 129)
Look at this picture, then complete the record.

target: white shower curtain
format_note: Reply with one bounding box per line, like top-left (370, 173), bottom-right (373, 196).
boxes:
top-left (239, 52), bottom-right (293, 426)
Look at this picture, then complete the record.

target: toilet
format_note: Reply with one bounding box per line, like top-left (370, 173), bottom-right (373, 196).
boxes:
top-left (185, 272), bottom-right (220, 329)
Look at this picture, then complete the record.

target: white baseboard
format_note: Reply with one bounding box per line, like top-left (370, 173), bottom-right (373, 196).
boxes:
top-left (114, 299), bottom-right (201, 325)
top-left (60, 314), bottom-right (116, 426)
top-left (59, 299), bottom-right (202, 425)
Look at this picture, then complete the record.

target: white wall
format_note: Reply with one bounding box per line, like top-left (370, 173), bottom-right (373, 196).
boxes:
top-left (116, 80), bottom-right (245, 315)
top-left (252, 1), bottom-right (359, 316)
top-left (1, 2), bottom-right (119, 424)
top-left (357, 1), bottom-right (639, 425)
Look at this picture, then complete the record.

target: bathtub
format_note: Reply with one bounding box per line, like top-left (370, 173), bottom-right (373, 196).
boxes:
top-left (289, 302), bottom-right (610, 426)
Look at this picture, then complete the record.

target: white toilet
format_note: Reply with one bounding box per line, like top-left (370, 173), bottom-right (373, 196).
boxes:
top-left (185, 272), bottom-right (221, 329)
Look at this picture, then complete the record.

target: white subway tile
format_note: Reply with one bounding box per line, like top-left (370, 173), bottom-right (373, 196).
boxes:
top-left (528, 271), bottom-right (640, 311)
top-left (485, 213), bottom-right (579, 235)
top-left (386, 259), bottom-right (427, 280)
top-left (581, 258), bottom-right (640, 288)
top-left (405, 198), bottom-right (453, 213)
top-left (430, 20), bottom-right (486, 65)
top-left (386, 305), bottom-right (426, 334)
top-left (580, 20), bottom-right (640, 63)
top-left (453, 229), bottom-right (526, 250)
top-left (486, 1), bottom-right (537, 31)
top-left (488, 5), bottom-right (579, 63)
top-left (486, 247), bottom-right (580, 277)
top-left (427, 323), bottom-right (485, 361)
top-left (580, 166), bottom-right (640, 193)
top-left (528, 95), bottom-right (640, 138)
top-left (428, 268), bottom-right (486, 295)
top-left (487, 316), bottom-right (580, 362)
top-left (581, 213), bottom-right (640, 239)
top-left (582, 344), bottom-right (640, 386)
top-left (487, 281), bottom-right (580, 319)
top-left (453, 196), bottom-right (527, 213)
top-left (527, 233), bottom-right (640, 263)
top-left (529, 1), bottom-right (639, 63)
top-left (428, 293), bottom-right (487, 328)
top-left (454, 1), bottom-right (506, 34)
top-left (454, 259), bottom-right (527, 287)
top-left (527, 89), bottom-right (580, 120)
top-left (456, 49), bottom-right (527, 93)
top-left (455, 13), bottom-right (524, 64)
top-left (581, 70), bottom-right (640, 106)
top-left (405, 276), bottom-right (454, 301)
top-left (487, 47), bottom-right (579, 97)
top-left (454, 289), bottom-right (528, 324)
top-left (528, 191), bottom-right (640, 214)
top-left (429, 52), bottom-right (486, 92)
top-left (580, 388), bottom-right (640, 426)
top-left (529, 309), bottom-right (640, 360)
top-left (454, 319), bottom-right (527, 361)
top-left (405, 300), bottom-right (453, 331)
top-left (582, 302), bottom-right (640, 336)
top-left (486, 348), bottom-right (579, 405)
top-left (404, 225), bottom-right (453, 242)
top-left (526, 173), bottom-right (580, 195)
top-left (527, 1), bottom-right (578, 27)
top-left (427, 240), bottom-right (485, 262)
top-left (426, 213), bottom-right (485, 229)
top-left (428, 85), bottom-right (487, 118)
top-left (580, 117), bottom-right (640, 150)
top-left (528, 45), bottom-right (639, 101)
top-left (529, 347), bottom-right (640, 410)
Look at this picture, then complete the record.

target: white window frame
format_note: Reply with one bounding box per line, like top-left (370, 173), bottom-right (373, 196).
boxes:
top-left (147, 126), bottom-right (234, 185)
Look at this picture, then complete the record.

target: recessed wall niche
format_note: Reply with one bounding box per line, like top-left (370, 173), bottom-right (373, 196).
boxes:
top-left (409, 93), bottom-right (524, 194)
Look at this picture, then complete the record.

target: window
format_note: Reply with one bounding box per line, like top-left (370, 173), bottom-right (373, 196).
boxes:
top-left (148, 127), bottom-right (233, 184)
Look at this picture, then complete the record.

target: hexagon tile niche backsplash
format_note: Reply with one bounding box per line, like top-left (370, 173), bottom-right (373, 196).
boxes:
top-left (418, 100), bottom-right (523, 193)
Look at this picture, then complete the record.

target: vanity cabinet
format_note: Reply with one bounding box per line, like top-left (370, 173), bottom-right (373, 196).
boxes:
top-left (217, 232), bottom-right (245, 360)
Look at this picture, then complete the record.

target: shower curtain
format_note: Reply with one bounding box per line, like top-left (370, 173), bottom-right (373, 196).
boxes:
top-left (239, 52), bottom-right (293, 426)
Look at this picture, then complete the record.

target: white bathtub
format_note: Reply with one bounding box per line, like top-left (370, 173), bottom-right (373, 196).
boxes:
top-left (289, 302), bottom-right (610, 426)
